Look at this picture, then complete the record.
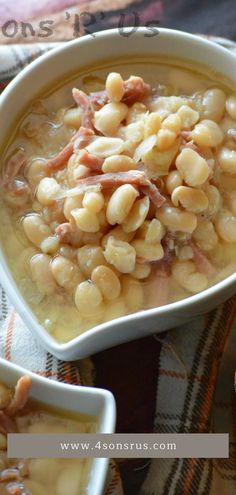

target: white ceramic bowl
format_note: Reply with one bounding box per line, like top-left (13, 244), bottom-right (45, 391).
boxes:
top-left (0, 28), bottom-right (236, 360)
top-left (0, 358), bottom-right (116, 495)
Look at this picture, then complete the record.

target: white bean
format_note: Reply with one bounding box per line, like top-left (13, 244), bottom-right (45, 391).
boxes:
top-left (82, 191), bottom-right (104, 213)
top-left (71, 208), bottom-right (100, 232)
top-left (172, 260), bottom-right (208, 293)
top-left (176, 148), bottom-right (210, 186)
top-left (123, 196), bottom-right (150, 233)
top-left (22, 214), bottom-right (51, 247)
top-left (74, 281), bottom-right (103, 317)
top-left (86, 137), bottom-right (125, 157)
top-left (177, 105), bottom-right (199, 129)
top-left (131, 239), bottom-right (164, 262)
top-left (91, 265), bottom-right (121, 300)
top-left (226, 93), bottom-right (236, 120)
top-left (106, 72), bottom-right (124, 102)
top-left (156, 205), bottom-right (197, 233)
top-left (64, 195), bottom-right (83, 221)
top-left (40, 236), bottom-right (59, 254)
top-left (94, 102), bottom-right (128, 135)
top-left (77, 245), bottom-right (106, 277)
top-left (191, 119), bottom-right (223, 147)
top-left (30, 254), bottom-right (56, 296)
top-left (51, 256), bottom-right (83, 291)
top-left (106, 184), bottom-right (138, 225)
top-left (63, 107), bottom-right (82, 128)
top-left (131, 262), bottom-right (151, 279)
top-left (193, 219), bottom-right (218, 251)
top-left (102, 226), bottom-right (134, 248)
top-left (104, 236), bottom-right (136, 273)
top-left (102, 155), bottom-right (136, 173)
top-left (166, 170), bottom-right (183, 194)
top-left (215, 210), bottom-right (236, 242)
top-left (201, 88), bottom-right (226, 122)
top-left (171, 186), bottom-right (209, 213)
top-left (36, 177), bottom-right (61, 206)
top-left (218, 147), bottom-right (236, 174)
top-left (156, 129), bottom-right (177, 151)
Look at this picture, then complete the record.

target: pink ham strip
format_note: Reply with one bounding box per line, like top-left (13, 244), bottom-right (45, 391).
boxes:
top-left (72, 88), bottom-right (94, 129)
top-left (55, 222), bottom-right (74, 243)
top-left (75, 170), bottom-right (148, 189)
top-left (190, 242), bottom-right (217, 278)
top-left (72, 171), bottom-right (165, 208)
top-left (78, 170), bottom-right (154, 190)
top-left (122, 76), bottom-right (151, 106)
top-left (91, 76), bottom-right (151, 107)
top-left (2, 149), bottom-right (27, 186)
top-left (46, 141), bottom-right (74, 171)
top-left (90, 90), bottom-right (109, 107)
top-left (5, 376), bottom-right (31, 417)
top-left (73, 127), bottom-right (94, 150)
top-left (47, 127), bottom-right (94, 171)
top-left (78, 150), bottom-right (104, 172)
top-left (55, 171), bottom-right (147, 200)
top-left (140, 183), bottom-right (166, 208)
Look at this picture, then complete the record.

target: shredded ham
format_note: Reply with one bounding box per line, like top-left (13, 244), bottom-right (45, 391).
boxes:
top-left (5, 376), bottom-right (31, 417)
top-left (190, 242), bottom-right (217, 278)
top-left (55, 222), bottom-right (84, 246)
top-left (161, 233), bottom-right (176, 267)
top-left (73, 127), bottom-right (94, 150)
top-left (47, 127), bottom-right (94, 171)
top-left (46, 141), bottom-right (74, 171)
top-left (74, 170), bottom-right (148, 189)
top-left (78, 150), bottom-right (104, 171)
top-left (55, 222), bottom-right (74, 243)
top-left (2, 149), bottom-right (27, 186)
top-left (72, 88), bottom-right (94, 129)
top-left (58, 171), bottom-right (165, 208)
top-left (122, 76), bottom-right (151, 106)
top-left (140, 183), bottom-right (166, 208)
top-left (90, 90), bottom-right (108, 108)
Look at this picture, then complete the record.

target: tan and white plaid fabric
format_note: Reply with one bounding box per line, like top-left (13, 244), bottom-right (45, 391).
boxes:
top-left (0, 36), bottom-right (236, 495)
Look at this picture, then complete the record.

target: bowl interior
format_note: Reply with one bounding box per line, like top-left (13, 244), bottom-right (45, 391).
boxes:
top-left (0, 358), bottom-right (116, 495)
top-left (0, 28), bottom-right (236, 359)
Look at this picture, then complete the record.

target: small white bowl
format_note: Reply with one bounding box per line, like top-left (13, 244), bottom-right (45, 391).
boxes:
top-left (0, 28), bottom-right (236, 360)
top-left (0, 358), bottom-right (116, 495)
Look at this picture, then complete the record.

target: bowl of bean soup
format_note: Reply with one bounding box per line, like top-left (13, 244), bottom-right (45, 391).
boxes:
top-left (0, 358), bottom-right (116, 495)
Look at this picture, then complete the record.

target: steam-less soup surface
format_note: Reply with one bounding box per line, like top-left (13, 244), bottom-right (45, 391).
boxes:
top-left (0, 375), bottom-right (96, 495)
top-left (0, 60), bottom-right (236, 342)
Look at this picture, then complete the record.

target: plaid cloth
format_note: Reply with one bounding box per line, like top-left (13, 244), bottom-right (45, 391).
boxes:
top-left (0, 36), bottom-right (236, 495)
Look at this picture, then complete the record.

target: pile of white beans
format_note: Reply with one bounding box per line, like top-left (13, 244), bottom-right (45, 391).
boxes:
top-left (1, 69), bottom-right (236, 341)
